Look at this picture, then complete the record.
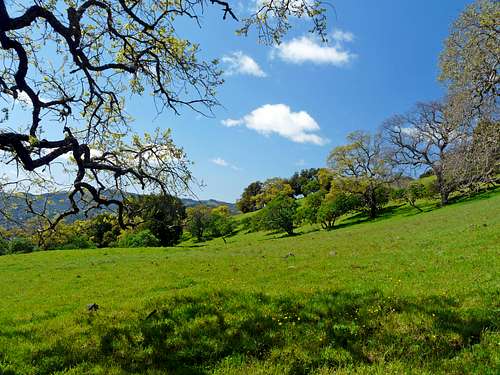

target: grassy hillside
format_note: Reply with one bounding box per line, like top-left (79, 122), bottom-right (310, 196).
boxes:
top-left (0, 191), bottom-right (499, 374)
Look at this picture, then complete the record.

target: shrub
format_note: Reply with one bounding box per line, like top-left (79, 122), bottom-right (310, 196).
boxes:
top-left (128, 194), bottom-right (186, 246)
top-left (240, 215), bottom-right (264, 233)
top-left (405, 182), bottom-right (426, 212)
top-left (0, 237), bottom-right (9, 255)
top-left (185, 205), bottom-right (212, 241)
top-left (118, 230), bottom-right (160, 248)
top-left (260, 195), bottom-right (298, 235)
top-left (8, 238), bottom-right (36, 254)
top-left (59, 235), bottom-right (96, 250)
top-left (317, 192), bottom-right (360, 230)
top-left (295, 190), bottom-right (325, 225)
top-left (208, 206), bottom-right (237, 243)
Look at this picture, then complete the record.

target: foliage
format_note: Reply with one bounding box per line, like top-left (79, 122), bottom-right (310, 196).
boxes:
top-left (41, 221), bottom-right (95, 250)
top-left (240, 214), bottom-right (265, 233)
top-left (327, 131), bottom-right (394, 218)
top-left (237, 181), bottom-right (263, 213)
top-left (317, 191), bottom-right (360, 230)
top-left (185, 205), bottom-right (212, 242)
top-left (287, 168), bottom-right (320, 197)
top-left (0, 235), bottom-right (8, 255)
top-left (208, 206), bottom-right (236, 243)
top-left (259, 194), bottom-right (298, 235)
top-left (446, 119), bottom-right (500, 192)
top-left (419, 169), bottom-right (434, 179)
top-left (0, 189), bottom-right (499, 374)
top-left (86, 214), bottom-right (121, 248)
top-left (405, 182), bottom-right (427, 212)
top-left (383, 101), bottom-right (475, 205)
top-left (129, 194), bottom-right (186, 247)
top-left (439, 0), bottom-right (499, 113)
top-left (8, 237), bottom-right (36, 254)
top-left (295, 190), bottom-right (326, 224)
top-left (0, 0), bottom-right (325, 230)
top-left (117, 229), bottom-right (160, 248)
top-left (254, 178), bottom-right (294, 208)
top-left (317, 168), bottom-right (335, 191)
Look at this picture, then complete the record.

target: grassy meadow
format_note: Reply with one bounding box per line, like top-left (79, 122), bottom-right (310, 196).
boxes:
top-left (0, 190), bottom-right (499, 374)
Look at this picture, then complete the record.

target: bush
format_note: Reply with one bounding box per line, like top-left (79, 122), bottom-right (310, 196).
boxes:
top-left (391, 188), bottom-right (406, 202)
top-left (8, 238), bottom-right (36, 254)
top-left (208, 206), bottom-right (237, 243)
top-left (118, 230), bottom-right (160, 248)
top-left (128, 194), bottom-right (186, 246)
top-left (405, 182), bottom-right (426, 211)
top-left (317, 192), bottom-right (360, 230)
top-left (185, 205), bottom-right (212, 241)
top-left (0, 237), bottom-right (9, 255)
top-left (59, 235), bottom-right (96, 250)
top-left (260, 195), bottom-right (297, 235)
top-left (240, 215), bottom-right (264, 233)
top-left (295, 190), bottom-right (325, 225)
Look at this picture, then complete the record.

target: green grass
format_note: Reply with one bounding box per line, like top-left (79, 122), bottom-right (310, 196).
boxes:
top-left (0, 191), bottom-right (499, 374)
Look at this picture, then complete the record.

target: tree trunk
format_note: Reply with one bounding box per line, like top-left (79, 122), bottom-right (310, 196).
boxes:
top-left (440, 191), bottom-right (449, 206)
top-left (435, 169), bottom-right (449, 206)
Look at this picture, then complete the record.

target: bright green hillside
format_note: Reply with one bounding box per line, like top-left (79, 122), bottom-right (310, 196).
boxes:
top-left (0, 191), bottom-right (499, 374)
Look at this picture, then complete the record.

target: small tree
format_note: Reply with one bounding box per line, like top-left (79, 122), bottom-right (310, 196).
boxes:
top-left (260, 195), bottom-right (297, 236)
top-left (208, 206), bottom-right (236, 244)
top-left (287, 168), bottom-right (320, 197)
top-left (404, 182), bottom-right (426, 212)
top-left (118, 229), bottom-right (160, 248)
top-left (295, 190), bottom-right (326, 225)
top-left (317, 192), bottom-right (360, 230)
top-left (86, 213), bottom-right (120, 248)
top-left (185, 205), bottom-right (212, 242)
top-left (129, 194), bottom-right (186, 247)
top-left (254, 178), bottom-right (294, 208)
top-left (237, 181), bottom-right (263, 213)
top-left (327, 131), bottom-right (394, 218)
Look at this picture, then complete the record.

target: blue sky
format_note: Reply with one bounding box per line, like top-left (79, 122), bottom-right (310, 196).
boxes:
top-left (136, 0), bottom-right (471, 202)
top-left (1, 0), bottom-right (473, 202)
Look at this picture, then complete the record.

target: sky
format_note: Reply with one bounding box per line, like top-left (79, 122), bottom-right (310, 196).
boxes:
top-left (1, 0), bottom-right (474, 202)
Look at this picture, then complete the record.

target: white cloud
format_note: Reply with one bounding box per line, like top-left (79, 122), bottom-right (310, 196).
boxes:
top-left (332, 29), bottom-right (354, 43)
top-left (222, 104), bottom-right (328, 146)
top-left (295, 159), bottom-right (306, 166)
top-left (221, 118), bottom-right (244, 127)
top-left (273, 31), bottom-right (355, 66)
top-left (211, 157), bottom-right (229, 167)
top-left (211, 157), bottom-right (241, 171)
top-left (221, 51), bottom-right (267, 77)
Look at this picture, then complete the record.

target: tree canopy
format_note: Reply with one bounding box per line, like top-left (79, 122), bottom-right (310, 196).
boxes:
top-left (0, 0), bottom-right (327, 230)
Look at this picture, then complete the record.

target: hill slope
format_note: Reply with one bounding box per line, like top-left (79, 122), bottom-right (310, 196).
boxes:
top-left (0, 191), bottom-right (237, 228)
top-left (0, 190), bottom-right (499, 374)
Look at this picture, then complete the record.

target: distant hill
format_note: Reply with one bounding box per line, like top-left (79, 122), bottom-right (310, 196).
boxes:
top-left (0, 191), bottom-right (237, 228)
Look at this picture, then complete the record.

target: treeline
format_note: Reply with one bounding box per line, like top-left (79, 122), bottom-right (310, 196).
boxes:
top-left (235, 114), bottom-right (498, 236)
top-left (234, 0), bottom-right (499, 234)
top-left (0, 195), bottom-right (237, 254)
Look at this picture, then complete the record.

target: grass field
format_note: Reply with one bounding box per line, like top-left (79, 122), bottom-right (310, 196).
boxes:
top-left (0, 190), bottom-right (499, 374)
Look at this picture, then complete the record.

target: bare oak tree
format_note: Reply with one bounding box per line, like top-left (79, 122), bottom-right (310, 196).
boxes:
top-left (0, 0), bottom-right (327, 230)
top-left (382, 101), bottom-right (476, 205)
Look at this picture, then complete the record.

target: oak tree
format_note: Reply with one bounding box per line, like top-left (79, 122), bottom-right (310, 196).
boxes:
top-left (0, 0), bottom-right (327, 230)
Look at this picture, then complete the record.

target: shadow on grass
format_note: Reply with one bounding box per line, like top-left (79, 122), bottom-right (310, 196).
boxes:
top-left (176, 243), bottom-right (206, 248)
top-left (449, 186), bottom-right (499, 205)
top-left (21, 289), bottom-right (499, 375)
